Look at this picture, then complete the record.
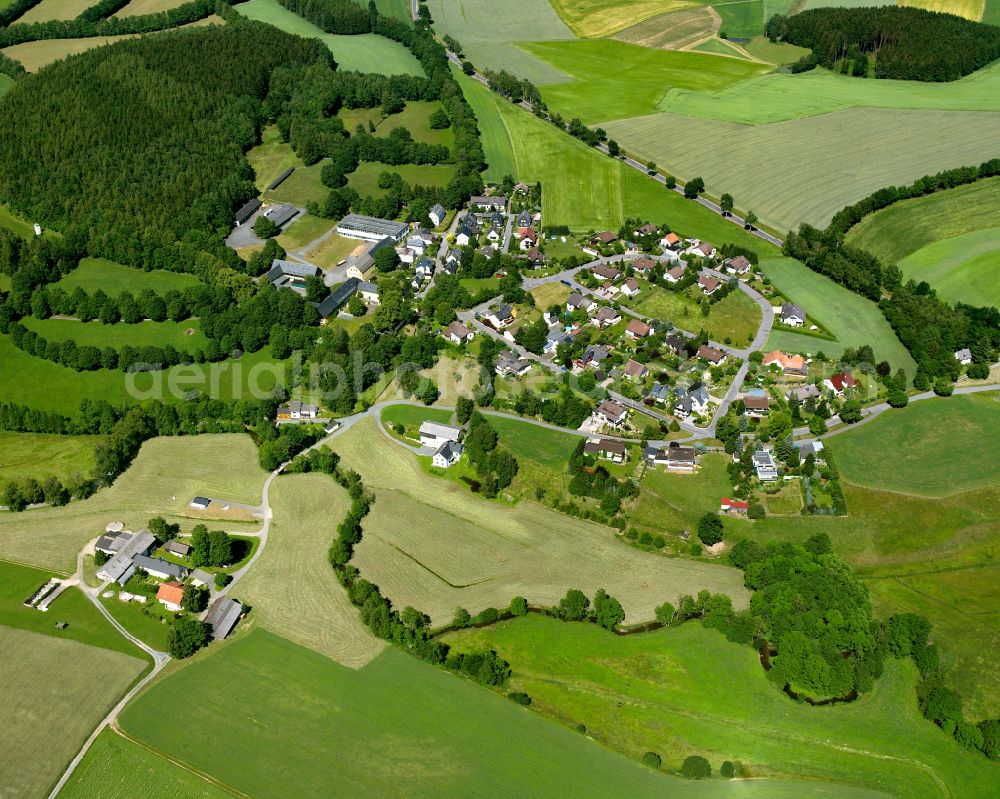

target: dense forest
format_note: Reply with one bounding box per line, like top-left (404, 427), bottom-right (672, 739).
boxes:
top-left (766, 7), bottom-right (1000, 81)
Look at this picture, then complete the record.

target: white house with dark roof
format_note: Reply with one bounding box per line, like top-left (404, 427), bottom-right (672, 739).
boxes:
top-left (752, 450), bottom-right (779, 481)
top-left (584, 438), bottom-right (627, 463)
top-left (595, 399), bottom-right (628, 428)
top-left (432, 440), bottom-right (464, 468)
top-left (429, 204), bottom-right (446, 227)
top-left (955, 348), bottom-right (972, 365)
top-left (780, 302), bottom-right (806, 327)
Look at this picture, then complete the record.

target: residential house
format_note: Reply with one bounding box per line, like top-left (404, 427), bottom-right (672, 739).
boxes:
top-left (674, 382), bottom-right (709, 418)
top-left (726, 256), bottom-right (752, 275)
top-left (496, 350), bottom-right (531, 376)
top-left (443, 321), bottom-right (475, 345)
top-left (752, 450), bottom-right (779, 481)
top-left (469, 195), bottom-right (507, 212)
top-left (594, 306), bottom-right (621, 328)
top-left (134, 555), bottom-right (188, 582)
top-left (579, 344), bottom-right (610, 369)
top-left (625, 319), bottom-right (651, 339)
top-left (780, 302), bottom-right (806, 327)
top-left (519, 228), bottom-right (538, 250)
top-left (795, 440), bottom-right (826, 461)
top-left (689, 241), bottom-right (716, 258)
top-left (697, 345), bottom-right (727, 365)
top-left (163, 540), bottom-right (190, 558)
top-left (455, 224), bottom-right (475, 247)
top-left (635, 222), bottom-right (658, 237)
top-left (665, 335), bottom-right (687, 357)
top-left (432, 440), bottom-right (464, 468)
top-left (96, 530), bottom-right (156, 584)
top-left (663, 265), bottom-right (685, 284)
top-left (743, 395), bottom-right (770, 418)
top-left (486, 304), bottom-right (515, 328)
top-left (489, 211), bottom-right (505, 230)
top-left (698, 275), bottom-right (721, 295)
top-left (358, 281), bottom-right (380, 304)
top-left (205, 595), bottom-right (243, 640)
top-left (595, 231), bottom-right (617, 245)
top-left (584, 439), bottom-right (627, 463)
top-left (621, 277), bottom-right (640, 297)
top-left (567, 292), bottom-right (597, 314)
top-left (336, 214), bottom-right (408, 243)
top-left (592, 264), bottom-right (621, 282)
top-left (545, 324), bottom-right (574, 354)
top-left (516, 210), bottom-right (532, 228)
top-left (786, 384), bottom-right (820, 402)
top-left (824, 372), bottom-right (858, 396)
top-left (513, 182), bottom-right (531, 194)
top-left (524, 247), bottom-right (544, 267)
top-left (720, 498), bottom-right (749, 514)
top-left (633, 257), bottom-right (657, 276)
top-left (955, 348), bottom-right (972, 365)
top-left (429, 203), bottom-right (446, 227)
top-left (595, 399), bottom-right (628, 428)
top-left (762, 349), bottom-right (808, 376)
top-left (156, 581), bottom-right (185, 612)
top-left (277, 400), bottom-right (319, 420)
top-left (623, 359), bottom-right (649, 380)
top-left (481, 245), bottom-right (496, 260)
top-left (486, 227), bottom-right (502, 243)
top-left (418, 421), bottom-right (463, 449)
top-left (665, 444), bottom-right (697, 471)
top-left (647, 381), bottom-right (670, 404)
top-left (660, 232), bottom-right (681, 250)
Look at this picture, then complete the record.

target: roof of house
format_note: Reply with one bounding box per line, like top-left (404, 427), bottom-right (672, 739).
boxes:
top-left (492, 303), bottom-right (514, 320)
top-left (663, 232), bottom-right (680, 245)
top-left (156, 580), bottom-right (185, 606)
top-left (633, 257), bottom-right (656, 271)
top-left (665, 265), bottom-right (684, 280)
top-left (698, 275), bottom-right (720, 292)
top-left (205, 595), bottom-right (243, 640)
top-left (266, 259), bottom-right (318, 282)
top-left (752, 450), bottom-right (776, 467)
top-left (520, 226), bottom-right (538, 241)
top-left (665, 334), bottom-right (687, 355)
top-left (434, 440), bottom-right (464, 462)
top-left (567, 292), bottom-right (592, 308)
top-left (595, 306), bottom-right (620, 321)
top-left (419, 421), bottom-right (463, 441)
top-left (470, 195), bottom-right (506, 207)
top-left (190, 568), bottom-right (214, 586)
top-left (134, 555), bottom-right (187, 580)
top-left (358, 280), bottom-right (379, 295)
top-left (696, 241), bottom-right (715, 256)
top-left (762, 349), bottom-right (806, 371)
top-left (235, 198), bottom-right (262, 221)
top-left (596, 231), bottom-right (617, 243)
top-left (729, 255), bottom-right (751, 270)
top-left (623, 359), bottom-right (648, 377)
top-left (584, 439), bottom-right (626, 456)
top-left (744, 395), bottom-right (770, 410)
top-left (648, 381), bottom-right (670, 400)
top-left (637, 223), bottom-right (658, 235)
top-left (722, 497), bottom-right (749, 510)
top-left (697, 345), bottom-right (726, 363)
top-left (164, 540), bottom-right (190, 556)
top-left (582, 344), bottom-right (609, 362)
top-left (828, 372), bottom-right (858, 391)
top-left (624, 278), bottom-right (639, 291)
top-left (95, 530), bottom-right (132, 554)
top-left (667, 445), bottom-right (696, 463)
top-left (955, 348), bottom-right (972, 360)
top-left (786, 384), bottom-right (820, 400)
top-left (446, 321), bottom-right (473, 339)
top-left (626, 319), bottom-right (651, 337)
top-left (593, 264), bottom-right (620, 279)
top-left (525, 247), bottom-right (544, 261)
top-left (431, 203), bottom-right (445, 216)
top-left (781, 302), bottom-right (806, 320)
top-left (597, 399), bottom-right (626, 419)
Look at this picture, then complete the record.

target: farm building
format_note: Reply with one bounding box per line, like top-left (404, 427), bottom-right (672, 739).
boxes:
top-left (95, 530), bottom-right (134, 557)
top-left (156, 581), bottom-right (185, 612)
top-left (134, 555), bottom-right (188, 582)
top-left (336, 214), bottom-right (408, 243)
top-left (262, 203), bottom-right (299, 229)
top-left (315, 278), bottom-right (361, 320)
top-left (189, 496), bottom-right (210, 509)
top-left (163, 540), bottom-right (191, 558)
top-left (432, 441), bottom-right (464, 469)
top-left (205, 596), bottom-right (243, 640)
top-left (96, 530), bottom-right (156, 585)
top-left (469, 195), bottom-right (507, 211)
top-left (265, 260), bottom-right (319, 295)
top-left (234, 198), bottom-right (261, 227)
top-left (277, 400), bottom-right (319, 420)
top-left (267, 167), bottom-right (295, 191)
top-left (419, 421), bottom-right (463, 449)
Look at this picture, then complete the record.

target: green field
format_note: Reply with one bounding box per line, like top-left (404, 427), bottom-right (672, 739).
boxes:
top-left (715, 0), bottom-right (764, 37)
top-left (518, 40), bottom-right (769, 123)
top-left (334, 418), bottom-right (748, 624)
top-left (0, 434), bottom-right (264, 571)
top-left (761, 256), bottom-right (916, 374)
top-left (22, 316), bottom-right (208, 350)
top-left (611, 8), bottom-right (716, 51)
top-left (118, 627), bottom-right (871, 797)
top-left (704, 288), bottom-right (760, 345)
top-left (896, 227), bottom-right (1000, 308)
top-left (845, 176), bottom-right (1000, 264)
top-left (442, 615), bottom-right (1000, 797)
top-left (548, 0), bottom-right (704, 37)
top-left (0, 431), bottom-right (98, 484)
top-left (488, 414), bottom-right (580, 466)
top-left (742, 35), bottom-right (811, 64)
top-left (691, 36), bottom-right (747, 57)
top-left (457, 70), bottom-right (776, 253)
top-left (61, 729), bottom-right (231, 799)
top-left (235, 0), bottom-right (425, 76)
top-left (113, 0), bottom-right (191, 16)
top-left (0, 74), bottom-right (14, 97)
top-left (239, 472), bottom-right (386, 668)
top-left (380, 403), bottom-right (453, 429)
top-left (54, 257), bottom-right (202, 296)
top-left (247, 124), bottom-right (304, 192)
top-left (1, 626), bottom-right (147, 799)
top-left (18, 0), bottom-right (93, 22)
top-left (339, 100), bottom-right (456, 148)
top-left (829, 394), bottom-right (1000, 497)
top-left (604, 107), bottom-right (1000, 232)
top-left (347, 162), bottom-right (456, 197)
top-left (274, 212), bottom-right (336, 251)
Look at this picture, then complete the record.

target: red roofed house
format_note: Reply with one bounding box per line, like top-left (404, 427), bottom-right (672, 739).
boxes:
top-left (518, 227), bottom-right (538, 249)
top-left (762, 349), bottom-right (808, 376)
top-left (824, 372), bottom-right (858, 396)
top-left (699, 275), bottom-right (721, 295)
top-left (595, 231), bottom-right (618, 245)
top-left (720, 498), bottom-right (749, 515)
top-left (663, 265), bottom-right (685, 284)
top-left (625, 318), bottom-right (652, 339)
top-left (660, 232), bottom-right (681, 250)
top-left (156, 580), bottom-right (185, 612)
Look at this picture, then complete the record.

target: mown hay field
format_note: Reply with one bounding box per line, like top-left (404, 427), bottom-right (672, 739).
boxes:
top-left (0, 626), bottom-right (147, 799)
top-left (333, 419), bottom-right (749, 625)
top-left (603, 107), bottom-right (1000, 232)
top-left (548, 0), bottom-right (704, 37)
top-left (61, 729), bottom-right (231, 799)
top-left (715, 0), bottom-right (764, 37)
top-left (0, 431), bottom-right (98, 483)
top-left (899, 0), bottom-right (985, 20)
top-left (113, 0), bottom-right (190, 15)
top-left (0, 434), bottom-right (264, 571)
top-left (18, 0), bottom-right (93, 23)
top-left (239, 472), bottom-right (386, 668)
top-left (612, 7), bottom-right (717, 50)
top-left (897, 228), bottom-right (1000, 308)
top-left (120, 628), bottom-right (769, 797)
top-left (54, 257), bottom-right (202, 296)
top-left (235, 0), bottom-right (424, 76)
top-left (21, 316), bottom-right (208, 350)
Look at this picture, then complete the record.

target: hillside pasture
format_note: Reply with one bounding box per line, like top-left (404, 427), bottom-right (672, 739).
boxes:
top-left (715, 0), bottom-right (764, 37)
top-left (117, 628), bottom-right (789, 798)
top-left (0, 626), bottom-right (147, 799)
top-left (441, 616), bottom-right (1000, 798)
top-left (54, 257), bottom-right (202, 296)
top-left (896, 227), bottom-right (1000, 308)
top-left (742, 35), bottom-right (811, 64)
top-left (333, 419), bottom-right (748, 625)
top-left (0, 431), bottom-right (98, 484)
top-left (760, 256), bottom-right (916, 373)
top-left (0, 434), bottom-right (264, 571)
top-left (899, 0), bottom-right (985, 20)
top-left (612, 7), bottom-right (717, 50)
top-left (603, 107), bottom-right (1000, 233)
top-left (239, 473), bottom-right (386, 668)
top-left (113, 0), bottom-right (190, 15)
top-left (235, 0), bottom-right (424, 76)
top-left (18, 0), bottom-right (93, 23)
top-left (21, 316), bottom-right (209, 350)
top-left (548, 0), bottom-right (706, 37)
top-left (829, 394), bottom-right (1000, 497)
top-left (247, 124), bottom-right (304, 192)
top-left (844, 176), bottom-right (1000, 265)
top-left (339, 101), bottom-right (456, 148)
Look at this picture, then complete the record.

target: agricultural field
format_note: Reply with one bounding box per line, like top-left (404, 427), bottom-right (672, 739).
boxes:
top-left (346, 162), bottom-right (456, 197)
top-left (339, 101), bottom-right (456, 148)
top-left (113, 0), bottom-right (190, 15)
top-left (604, 107), bottom-right (1000, 232)
top-left (0, 431), bottom-right (98, 484)
top-left (442, 616), bottom-right (1000, 797)
top-left (612, 8), bottom-right (717, 51)
top-left (760, 257), bottom-right (916, 374)
top-left (21, 317), bottom-right (208, 350)
top-left (741, 35), bottom-right (810, 64)
top-left (829, 394), bottom-right (1000, 497)
top-left (239, 472), bottom-right (386, 668)
top-left (0, 626), bottom-right (147, 799)
top-left (488, 414), bottom-right (581, 467)
top-left (520, 40), bottom-right (770, 123)
top-left (18, 0), bottom-right (93, 23)
top-left (845, 176), bottom-right (1000, 264)
top-left (235, 0), bottom-right (425, 76)
top-left (61, 729), bottom-right (231, 799)
top-left (115, 628), bottom-right (803, 797)
top-left (549, 0), bottom-right (709, 37)
top-left (897, 228), bottom-right (1000, 308)
top-left (53, 257), bottom-right (202, 296)
top-left (898, 0), bottom-right (985, 20)
top-left (691, 36), bottom-right (747, 57)
top-left (334, 419), bottom-right (749, 624)
top-left (0, 434), bottom-right (264, 571)
top-left (456, 70), bottom-right (776, 253)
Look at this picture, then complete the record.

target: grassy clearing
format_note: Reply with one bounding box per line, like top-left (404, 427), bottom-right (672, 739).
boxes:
top-left (0, 434), bottom-right (264, 571)
top-left (742, 35), bottom-right (810, 64)
top-left (897, 227), bottom-right (1000, 308)
top-left (54, 257), bottom-right (201, 296)
top-left (274, 212), bottom-right (336, 251)
top-left (612, 7), bottom-right (717, 50)
top-left (521, 40), bottom-right (769, 123)
top-left (715, 0), bottom-right (764, 37)
top-left (118, 628), bottom-right (774, 798)
top-left (548, 0), bottom-right (703, 37)
top-left (760, 256), bottom-right (916, 373)
top-left (0, 203), bottom-right (45, 238)
top-left (0, 626), bottom-right (147, 799)
top-left (441, 616), bottom-right (1000, 797)
top-left (530, 280), bottom-right (571, 308)
top-left (247, 124), bottom-right (303, 192)
top-left (339, 100), bottom-right (456, 148)
top-left (604, 107), bottom-right (1000, 232)
top-left (61, 729), bottom-right (231, 799)
top-left (829, 394), bottom-right (1000, 497)
top-left (845, 176), bottom-right (1000, 264)
top-left (0, 74), bottom-right (14, 96)
top-left (239, 473), bottom-right (386, 668)
top-left (22, 316), bottom-right (208, 350)
top-left (18, 0), bottom-right (93, 23)
top-left (235, 0), bottom-right (424, 76)
top-left (763, 481), bottom-right (802, 514)
top-left (488, 414), bottom-right (580, 467)
top-left (113, 0), bottom-right (189, 15)
top-left (380, 404), bottom-right (453, 430)
top-left (985, 0), bottom-right (1000, 22)
top-left (334, 419), bottom-right (748, 624)
top-left (691, 36), bottom-right (747, 57)
top-left (456, 70), bottom-right (775, 254)
top-left (347, 162), bottom-right (455, 197)
top-left (0, 431), bottom-right (98, 484)
top-left (704, 288), bottom-right (760, 345)
top-left (634, 283), bottom-right (700, 322)
top-left (265, 161), bottom-right (328, 205)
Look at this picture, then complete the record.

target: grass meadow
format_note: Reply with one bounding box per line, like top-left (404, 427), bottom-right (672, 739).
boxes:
top-left (611, 8), bottom-right (717, 51)
top-left (0, 434), bottom-right (264, 571)
top-left (54, 257), bottom-right (202, 296)
top-left (61, 729), bottom-right (231, 799)
top-left (18, 0), bottom-right (93, 23)
top-left (548, 0), bottom-right (706, 37)
top-left (22, 316), bottom-right (208, 350)
top-left (715, 0), bottom-right (764, 37)
top-left (274, 212), bottom-right (337, 251)
top-left (333, 419), bottom-right (749, 624)
top-left (0, 431), bottom-right (98, 484)
top-left (117, 628), bottom-right (797, 797)
top-left (899, 0), bottom-right (985, 20)
top-left (0, 74), bottom-right (14, 96)
top-left (247, 124), bottom-right (304, 192)
top-left (339, 100), bottom-right (456, 148)
top-left (742, 35), bottom-right (811, 64)
top-left (442, 616), bottom-right (1000, 797)
top-left (113, 0), bottom-right (190, 15)
top-left (897, 228), bottom-right (1000, 308)
top-left (845, 176), bottom-right (1000, 264)
top-left (760, 256), bottom-right (916, 373)
top-left (704, 288), bottom-right (760, 345)
top-left (239, 472), bottom-right (386, 668)
top-left (0, 626), bottom-right (147, 799)
top-left (347, 162), bottom-right (456, 197)
top-left (235, 0), bottom-right (425, 76)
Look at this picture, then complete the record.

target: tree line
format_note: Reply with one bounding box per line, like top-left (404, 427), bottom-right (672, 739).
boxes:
top-left (766, 7), bottom-right (1000, 82)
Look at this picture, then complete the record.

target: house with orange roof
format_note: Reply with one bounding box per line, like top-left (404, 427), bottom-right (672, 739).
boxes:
top-left (761, 349), bottom-right (808, 376)
top-left (156, 580), bottom-right (185, 612)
